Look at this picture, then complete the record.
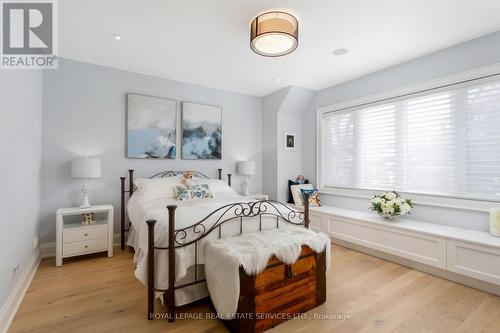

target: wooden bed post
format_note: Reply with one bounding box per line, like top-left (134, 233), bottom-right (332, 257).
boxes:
top-left (167, 205), bottom-right (177, 322)
top-left (120, 177), bottom-right (126, 250)
top-left (218, 168), bottom-right (222, 180)
top-left (304, 193), bottom-right (310, 228)
top-left (227, 174), bottom-right (232, 187)
top-left (128, 169), bottom-right (134, 197)
top-left (146, 219), bottom-right (156, 320)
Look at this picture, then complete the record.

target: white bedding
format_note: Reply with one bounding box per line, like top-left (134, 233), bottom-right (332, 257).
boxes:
top-left (127, 193), bottom-right (302, 306)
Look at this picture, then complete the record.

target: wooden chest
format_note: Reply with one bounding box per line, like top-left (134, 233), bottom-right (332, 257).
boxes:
top-left (224, 245), bottom-right (327, 333)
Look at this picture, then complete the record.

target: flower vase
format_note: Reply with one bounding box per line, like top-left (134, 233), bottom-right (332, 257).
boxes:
top-left (380, 213), bottom-right (399, 221)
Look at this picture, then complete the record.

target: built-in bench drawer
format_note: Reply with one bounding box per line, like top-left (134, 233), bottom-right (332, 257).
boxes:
top-left (328, 216), bottom-right (447, 269)
top-left (309, 213), bottom-right (322, 231)
top-left (309, 206), bottom-right (500, 289)
top-left (447, 240), bottom-right (500, 285)
top-left (63, 225), bottom-right (108, 243)
top-left (63, 238), bottom-right (108, 257)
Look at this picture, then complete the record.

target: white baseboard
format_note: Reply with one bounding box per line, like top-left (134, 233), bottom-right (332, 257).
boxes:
top-left (40, 241), bottom-right (56, 258)
top-left (0, 249), bottom-right (41, 333)
top-left (40, 233), bottom-right (122, 258)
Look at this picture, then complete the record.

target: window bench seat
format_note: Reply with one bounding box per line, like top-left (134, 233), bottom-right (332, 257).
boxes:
top-left (308, 205), bottom-right (500, 295)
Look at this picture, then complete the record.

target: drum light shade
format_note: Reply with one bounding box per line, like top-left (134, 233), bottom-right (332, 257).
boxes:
top-left (250, 11), bottom-right (298, 57)
top-left (238, 160), bottom-right (256, 176)
top-left (71, 157), bottom-right (101, 178)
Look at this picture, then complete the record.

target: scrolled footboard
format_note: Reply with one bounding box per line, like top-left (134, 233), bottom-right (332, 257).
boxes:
top-left (146, 195), bottom-right (310, 321)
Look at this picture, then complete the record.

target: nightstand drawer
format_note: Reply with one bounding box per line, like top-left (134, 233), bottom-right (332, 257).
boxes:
top-left (63, 226), bottom-right (108, 243)
top-left (63, 238), bottom-right (108, 256)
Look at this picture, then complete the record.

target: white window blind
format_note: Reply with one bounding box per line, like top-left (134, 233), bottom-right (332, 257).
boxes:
top-left (321, 77), bottom-right (500, 201)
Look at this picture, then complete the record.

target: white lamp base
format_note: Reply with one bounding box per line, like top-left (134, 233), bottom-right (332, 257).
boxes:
top-left (80, 180), bottom-right (92, 209)
top-left (242, 175), bottom-right (250, 196)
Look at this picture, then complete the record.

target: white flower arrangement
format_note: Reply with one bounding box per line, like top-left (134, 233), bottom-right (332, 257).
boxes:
top-left (370, 191), bottom-right (413, 220)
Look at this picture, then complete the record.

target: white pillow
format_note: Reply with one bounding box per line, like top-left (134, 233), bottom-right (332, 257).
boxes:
top-left (291, 184), bottom-right (313, 206)
top-left (199, 178), bottom-right (237, 196)
top-left (134, 176), bottom-right (181, 199)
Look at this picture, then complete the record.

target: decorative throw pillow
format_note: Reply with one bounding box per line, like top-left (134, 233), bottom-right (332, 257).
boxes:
top-left (175, 184), bottom-right (213, 201)
top-left (300, 188), bottom-right (321, 207)
top-left (288, 179), bottom-right (309, 203)
top-left (291, 184), bottom-right (314, 206)
top-left (174, 184), bottom-right (191, 201)
top-left (190, 184), bottom-right (213, 200)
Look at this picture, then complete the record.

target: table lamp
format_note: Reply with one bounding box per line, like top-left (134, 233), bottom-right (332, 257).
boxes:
top-left (238, 161), bottom-right (256, 196)
top-left (71, 157), bottom-right (101, 208)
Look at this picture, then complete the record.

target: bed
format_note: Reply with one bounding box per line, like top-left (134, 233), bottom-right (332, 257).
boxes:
top-left (119, 169), bottom-right (311, 322)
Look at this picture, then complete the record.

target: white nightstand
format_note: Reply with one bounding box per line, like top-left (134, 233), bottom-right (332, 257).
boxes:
top-left (244, 193), bottom-right (269, 201)
top-left (56, 205), bottom-right (114, 266)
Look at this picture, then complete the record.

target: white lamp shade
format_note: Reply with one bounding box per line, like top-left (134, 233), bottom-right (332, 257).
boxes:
top-left (238, 161), bottom-right (256, 176)
top-left (71, 157), bottom-right (101, 178)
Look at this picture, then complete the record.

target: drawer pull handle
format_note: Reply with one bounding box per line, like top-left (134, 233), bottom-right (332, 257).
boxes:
top-left (84, 233), bottom-right (88, 236)
top-left (84, 245), bottom-right (88, 248)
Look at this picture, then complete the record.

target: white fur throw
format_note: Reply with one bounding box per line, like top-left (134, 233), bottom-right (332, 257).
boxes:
top-left (204, 227), bottom-right (331, 319)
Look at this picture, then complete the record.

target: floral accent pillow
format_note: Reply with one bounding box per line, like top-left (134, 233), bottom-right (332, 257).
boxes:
top-left (175, 184), bottom-right (213, 201)
top-left (300, 188), bottom-right (321, 207)
top-left (175, 185), bottom-right (191, 201)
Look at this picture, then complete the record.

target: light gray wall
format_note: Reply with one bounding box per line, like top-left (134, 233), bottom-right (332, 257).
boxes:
top-left (276, 86), bottom-right (314, 202)
top-left (277, 112), bottom-right (302, 202)
top-left (262, 86), bottom-right (314, 201)
top-left (41, 58), bottom-right (262, 243)
top-left (0, 71), bottom-right (42, 307)
top-left (261, 88), bottom-right (288, 200)
top-left (302, 30), bottom-right (500, 231)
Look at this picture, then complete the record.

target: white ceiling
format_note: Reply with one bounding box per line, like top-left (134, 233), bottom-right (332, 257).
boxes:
top-left (59, 0), bottom-right (500, 97)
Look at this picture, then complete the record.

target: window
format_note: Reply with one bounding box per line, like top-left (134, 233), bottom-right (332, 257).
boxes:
top-left (319, 77), bottom-right (500, 202)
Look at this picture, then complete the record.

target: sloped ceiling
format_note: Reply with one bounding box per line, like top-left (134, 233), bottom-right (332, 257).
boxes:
top-left (60, 0), bottom-right (500, 96)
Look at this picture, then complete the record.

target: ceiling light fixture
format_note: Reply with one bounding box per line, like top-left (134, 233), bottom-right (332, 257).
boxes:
top-left (333, 48), bottom-right (348, 56)
top-left (250, 11), bottom-right (298, 57)
top-left (111, 34), bottom-right (121, 40)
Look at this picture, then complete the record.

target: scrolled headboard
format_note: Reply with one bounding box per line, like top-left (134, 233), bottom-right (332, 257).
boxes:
top-left (119, 168), bottom-right (231, 250)
top-left (148, 170), bottom-right (211, 179)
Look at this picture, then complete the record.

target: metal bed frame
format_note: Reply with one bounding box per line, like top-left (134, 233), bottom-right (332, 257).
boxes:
top-left (120, 169), bottom-right (310, 321)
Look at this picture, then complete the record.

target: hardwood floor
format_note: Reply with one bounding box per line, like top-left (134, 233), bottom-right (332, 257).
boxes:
top-left (10, 244), bottom-right (500, 333)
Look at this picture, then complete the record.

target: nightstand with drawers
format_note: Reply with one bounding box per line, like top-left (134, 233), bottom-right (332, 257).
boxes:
top-left (56, 205), bottom-right (114, 266)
